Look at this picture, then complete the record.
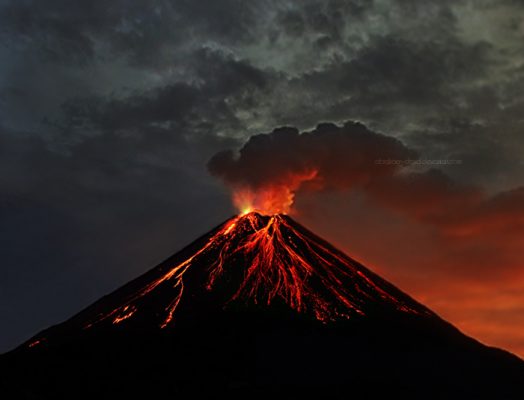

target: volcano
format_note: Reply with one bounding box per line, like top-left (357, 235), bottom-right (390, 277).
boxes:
top-left (2, 212), bottom-right (523, 399)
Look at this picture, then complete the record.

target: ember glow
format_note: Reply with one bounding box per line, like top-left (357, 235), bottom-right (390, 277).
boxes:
top-left (65, 211), bottom-right (431, 335)
top-left (231, 169), bottom-right (318, 215)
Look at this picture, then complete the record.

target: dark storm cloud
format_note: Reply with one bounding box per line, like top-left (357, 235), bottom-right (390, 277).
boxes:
top-left (0, 0), bottom-right (265, 66)
top-left (275, 0), bottom-right (367, 42)
top-left (273, 25), bottom-right (493, 131)
top-left (0, 0), bottom-right (147, 65)
top-left (57, 48), bottom-right (269, 135)
top-left (298, 36), bottom-right (491, 108)
top-left (0, 123), bottom-right (233, 213)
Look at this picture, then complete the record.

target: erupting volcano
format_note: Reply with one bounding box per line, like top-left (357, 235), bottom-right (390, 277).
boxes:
top-left (24, 212), bottom-right (433, 338)
top-left (2, 212), bottom-right (524, 399)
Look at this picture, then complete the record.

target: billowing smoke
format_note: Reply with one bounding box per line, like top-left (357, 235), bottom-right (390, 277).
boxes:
top-left (208, 121), bottom-right (417, 214)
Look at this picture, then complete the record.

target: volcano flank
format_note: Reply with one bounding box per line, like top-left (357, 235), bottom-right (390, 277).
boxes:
top-left (2, 213), bottom-right (523, 399)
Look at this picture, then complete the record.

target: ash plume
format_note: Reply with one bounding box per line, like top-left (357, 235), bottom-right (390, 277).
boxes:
top-left (208, 121), bottom-right (417, 213)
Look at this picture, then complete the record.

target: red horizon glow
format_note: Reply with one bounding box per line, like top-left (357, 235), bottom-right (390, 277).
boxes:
top-left (294, 190), bottom-right (524, 359)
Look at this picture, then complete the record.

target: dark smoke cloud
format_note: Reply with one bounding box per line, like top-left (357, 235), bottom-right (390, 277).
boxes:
top-left (208, 121), bottom-right (418, 193)
top-left (209, 120), bottom-right (524, 239)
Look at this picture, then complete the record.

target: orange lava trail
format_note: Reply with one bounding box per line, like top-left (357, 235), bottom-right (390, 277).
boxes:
top-left (79, 212), bottom-right (430, 331)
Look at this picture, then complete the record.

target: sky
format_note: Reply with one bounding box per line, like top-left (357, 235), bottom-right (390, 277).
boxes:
top-left (0, 0), bottom-right (523, 356)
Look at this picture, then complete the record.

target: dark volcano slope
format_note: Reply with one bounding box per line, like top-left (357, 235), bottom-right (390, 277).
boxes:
top-left (1, 213), bottom-right (523, 399)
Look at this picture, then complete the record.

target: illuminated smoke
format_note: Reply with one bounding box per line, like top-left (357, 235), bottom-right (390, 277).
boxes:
top-left (208, 121), bottom-right (417, 214)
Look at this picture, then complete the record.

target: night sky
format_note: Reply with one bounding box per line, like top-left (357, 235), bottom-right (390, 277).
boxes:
top-left (1, 1), bottom-right (523, 357)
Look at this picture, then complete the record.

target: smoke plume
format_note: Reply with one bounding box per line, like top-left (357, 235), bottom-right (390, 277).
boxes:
top-left (208, 121), bottom-right (417, 213)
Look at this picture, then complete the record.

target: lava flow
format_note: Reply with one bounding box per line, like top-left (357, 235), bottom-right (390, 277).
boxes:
top-left (67, 211), bottom-right (432, 335)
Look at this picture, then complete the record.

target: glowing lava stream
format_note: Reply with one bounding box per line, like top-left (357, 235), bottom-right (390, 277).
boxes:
top-left (77, 212), bottom-right (432, 332)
